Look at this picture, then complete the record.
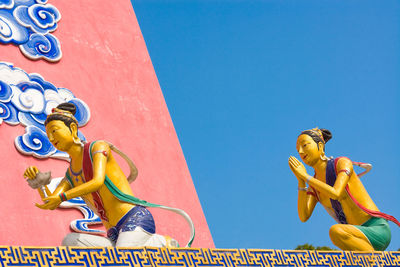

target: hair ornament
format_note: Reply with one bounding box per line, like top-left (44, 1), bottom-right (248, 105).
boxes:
top-left (309, 127), bottom-right (325, 143)
top-left (50, 107), bottom-right (78, 125)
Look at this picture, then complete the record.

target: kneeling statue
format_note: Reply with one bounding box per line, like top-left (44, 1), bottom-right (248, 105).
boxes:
top-left (289, 128), bottom-right (399, 251)
top-left (24, 103), bottom-right (193, 247)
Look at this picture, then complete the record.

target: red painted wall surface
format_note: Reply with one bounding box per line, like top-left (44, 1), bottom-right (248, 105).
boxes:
top-left (0, 0), bottom-right (214, 247)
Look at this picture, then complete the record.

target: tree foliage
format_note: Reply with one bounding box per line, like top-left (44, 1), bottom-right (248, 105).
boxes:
top-left (295, 243), bottom-right (336, 251)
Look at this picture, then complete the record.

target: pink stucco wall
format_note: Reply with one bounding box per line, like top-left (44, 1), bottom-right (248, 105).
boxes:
top-left (0, 0), bottom-right (214, 247)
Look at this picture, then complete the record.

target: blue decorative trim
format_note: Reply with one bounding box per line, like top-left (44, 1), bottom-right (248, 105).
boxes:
top-left (0, 0), bottom-right (62, 62)
top-left (0, 62), bottom-right (90, 160)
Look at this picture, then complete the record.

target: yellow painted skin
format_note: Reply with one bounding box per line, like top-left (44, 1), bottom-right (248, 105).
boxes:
top-left (23, 120), bottom-right (138, 230)
top-left (289, 134), bottom-right (379, 251)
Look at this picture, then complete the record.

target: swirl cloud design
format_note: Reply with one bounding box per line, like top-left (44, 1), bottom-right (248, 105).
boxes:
top-left (0, 0), bottom-right (14, 9)
top-left (0, 62), bottom-right (90, 160)
top-left (49, 177), bottom-right (104, 235)
top-left (60, 198), bottom-right (104, 235)
top-left (0, 0), bottom-right (61, 62)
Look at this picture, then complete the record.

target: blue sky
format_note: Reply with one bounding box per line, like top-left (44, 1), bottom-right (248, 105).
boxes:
top-left (131, 0), bottom-right (400, 250)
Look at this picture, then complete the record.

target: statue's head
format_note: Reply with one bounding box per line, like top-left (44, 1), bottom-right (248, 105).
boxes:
top-left (44, 102), bottom-right (79, 152)
top-left (296, 128), bottom-right (332, 166)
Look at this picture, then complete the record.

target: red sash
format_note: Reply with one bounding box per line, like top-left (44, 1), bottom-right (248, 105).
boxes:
top-left (309, 157), bottom-right (400, 227)
top-left (345, 187), bottom-right (400, 227)
top-left (82, 142), bottom-right (108, 222)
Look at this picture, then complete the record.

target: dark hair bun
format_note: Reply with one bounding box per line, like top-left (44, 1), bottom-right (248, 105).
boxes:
top-left (320, 129), bottom-right (332, 143)
top-left (57, 102), bottom-right (76, 115)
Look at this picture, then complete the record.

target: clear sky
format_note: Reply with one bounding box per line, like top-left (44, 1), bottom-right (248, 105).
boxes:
top-left (131, 0), bottom-right (400, 250)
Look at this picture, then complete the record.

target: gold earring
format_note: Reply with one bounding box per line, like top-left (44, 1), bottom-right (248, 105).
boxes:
top-left (73, 137), bottom-right (83, 147)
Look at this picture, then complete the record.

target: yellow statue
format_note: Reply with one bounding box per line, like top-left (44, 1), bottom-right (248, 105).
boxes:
top-left (289, 128), bottom-right (398, 251)
top-left (23, 103), bottom-right (180, 247)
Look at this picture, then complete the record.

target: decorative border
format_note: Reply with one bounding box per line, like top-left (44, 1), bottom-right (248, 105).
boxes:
top-left (0, 0), bottom-right (62, 62)
top-left (0, 247), bottom-right (398, 267)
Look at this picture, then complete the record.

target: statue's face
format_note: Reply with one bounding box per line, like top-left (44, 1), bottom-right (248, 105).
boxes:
top-left (45, 120), bottom-right (74, 152)
top-left (296, 134), bottom-right (322, 166)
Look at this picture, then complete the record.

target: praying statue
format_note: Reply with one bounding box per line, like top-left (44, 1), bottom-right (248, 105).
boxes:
top-left (289, 128), bottom-right (399, 251)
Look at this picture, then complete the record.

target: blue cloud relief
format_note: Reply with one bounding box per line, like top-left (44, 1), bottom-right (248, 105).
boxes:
top-left (19, 32), bottom-right (61, 62)
top-left (0, 0), bottom-right (61, 61)
top-left (0, 10), bottom-right (29, 43)
top-left (30, 73), bottom-right (57, 91)
top-left (15, 125), bottom-right (56, 158)
top-left (0, 62), bottom-right (91, 159)
top-left (0, 102), bottom-right (13, 123)
top-left (14, 4), bottom-right (60, 35)
top-left (1, 102), bottom-right (19, 125)
top-left (0, 0), bottom-right (13, 9)
top-left (0, 80), bottom-right (13, 101)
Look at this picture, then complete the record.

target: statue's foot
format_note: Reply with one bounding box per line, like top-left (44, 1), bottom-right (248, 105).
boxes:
top-left (164, 236), bottom-right (179, 248)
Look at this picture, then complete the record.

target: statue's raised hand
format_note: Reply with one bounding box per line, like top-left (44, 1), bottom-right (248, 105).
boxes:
top-left (24, 166), bottom-right (39, 180)
top-left (288, 156), bottom-right (308, 181)
top-left (23, 166), bottom-right (51, 189)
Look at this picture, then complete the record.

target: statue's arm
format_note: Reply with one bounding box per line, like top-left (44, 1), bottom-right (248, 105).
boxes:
top-left (306, 158), bottom-right (353, 200)
top-left (52, 178), bottom-right (72, 196)
top-left (297, 183), bottom-right (318, 222)
top-left (36, 177), bottom-right (71, 209)
top-left (62, 141), bottom-right (110, 201)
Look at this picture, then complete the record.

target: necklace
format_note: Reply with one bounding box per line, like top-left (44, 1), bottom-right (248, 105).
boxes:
top-left (69, 166), bottom-right (83, 182)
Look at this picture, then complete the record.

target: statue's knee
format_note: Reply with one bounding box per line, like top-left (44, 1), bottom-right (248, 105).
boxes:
top-left (329, 225), bottom-right (351, 244)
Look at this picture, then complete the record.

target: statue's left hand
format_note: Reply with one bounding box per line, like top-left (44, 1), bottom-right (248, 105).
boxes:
top-left (288, 156), bottom-right (308, 181)
top-left (35, 195), bottom-right (61, 210)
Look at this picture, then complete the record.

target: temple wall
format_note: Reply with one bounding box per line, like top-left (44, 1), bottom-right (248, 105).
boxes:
top-left (0, 0), bottom-right (213, 247)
